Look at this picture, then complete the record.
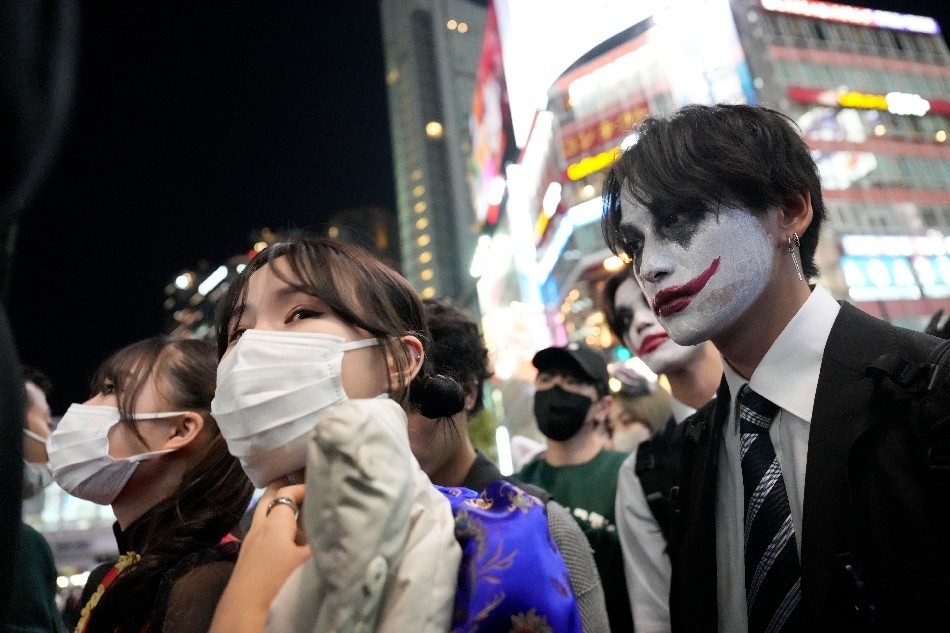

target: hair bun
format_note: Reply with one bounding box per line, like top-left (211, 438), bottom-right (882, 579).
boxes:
top-left (415, 373), bottom-right (465, 419)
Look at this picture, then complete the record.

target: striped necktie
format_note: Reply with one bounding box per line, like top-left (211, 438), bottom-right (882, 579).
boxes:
top-left (738, 384), bottom-right (801, 632)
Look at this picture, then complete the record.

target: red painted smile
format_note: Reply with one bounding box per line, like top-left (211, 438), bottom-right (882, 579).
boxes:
top-left (637, 332), bottom-right (669, 357)
top-left (652, 257), bottom-right (721, 318)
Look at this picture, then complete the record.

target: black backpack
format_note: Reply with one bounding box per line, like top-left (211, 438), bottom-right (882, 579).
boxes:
top-left (634, 416), bottom-right (684, 546)
top-left (866, 337), bottom-right (950, 489)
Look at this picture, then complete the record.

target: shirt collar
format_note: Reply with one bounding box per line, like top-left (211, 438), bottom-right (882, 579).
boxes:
top-left (723, 284), bottom-right (840, 433)
top-left (670, 397), bottom-right (696, 424)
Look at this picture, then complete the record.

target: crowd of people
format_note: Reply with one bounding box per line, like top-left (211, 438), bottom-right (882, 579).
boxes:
top-left (8, 103), bottom-right (950, 633)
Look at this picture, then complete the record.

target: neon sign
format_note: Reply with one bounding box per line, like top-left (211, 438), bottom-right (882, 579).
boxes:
top-left (836, 91), bottom-right (931, 116)
top-left (761, 0), bottom-right (940, 35)
top-left (840, 234), bottom-right (950, 300)
top-left (788, 87), bottom-right (946, 116)
top-left (566, 147), bottom-right (620, 181)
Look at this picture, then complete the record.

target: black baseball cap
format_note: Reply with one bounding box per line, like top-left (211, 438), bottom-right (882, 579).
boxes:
top-left (532, 342), bottom-right (610, 394)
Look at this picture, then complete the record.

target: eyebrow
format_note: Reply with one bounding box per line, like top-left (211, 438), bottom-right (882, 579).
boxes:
top-left (616, 221), bottom-right (644, 238)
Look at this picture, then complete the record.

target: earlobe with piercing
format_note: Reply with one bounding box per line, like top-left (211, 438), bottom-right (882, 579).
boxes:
top-left (788, 232), bottom-right (804, 281)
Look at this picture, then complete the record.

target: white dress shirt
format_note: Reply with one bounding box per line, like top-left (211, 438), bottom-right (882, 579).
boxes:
top-left (715, 285), bottom-right (840, 633)
top-left (616, 397), bottom-right (696, 633)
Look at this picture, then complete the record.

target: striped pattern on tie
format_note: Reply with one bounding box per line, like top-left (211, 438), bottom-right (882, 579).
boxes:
top-left (737, 384), bottom-right (802, 633)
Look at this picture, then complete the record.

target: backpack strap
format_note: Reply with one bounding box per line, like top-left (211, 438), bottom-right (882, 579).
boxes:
top-left (668, 412), bottom-right (707, 550)
top-left (866, 338), bottom-right (950, 488)
top-left (634, 417), bottom-right (677, 545)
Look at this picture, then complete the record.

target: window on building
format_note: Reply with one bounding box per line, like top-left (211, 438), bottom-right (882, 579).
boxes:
top-left (871, 28), bottom-right (891, 51)
top-left (764, 13), bottom-right (782, 39)
top-left (901, 32), bottom-right (921, 55)
top-left (854, 26), bottom-right (876, 51)
top-left (939, 159), bottom-right (950, 184)
top-left (787, 16), bottom-right (807, 45)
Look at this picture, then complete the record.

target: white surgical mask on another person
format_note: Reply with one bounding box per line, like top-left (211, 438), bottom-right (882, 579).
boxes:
top-left (22, 458), bottom-right (53, 500)
top-left (48, 404), bottom-right (181, 504)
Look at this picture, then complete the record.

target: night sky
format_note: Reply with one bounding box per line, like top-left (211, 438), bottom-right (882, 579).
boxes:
top-left (8, 0), bottom-right (950, 412)
top-left (9, 0), bottom-right (393, 411)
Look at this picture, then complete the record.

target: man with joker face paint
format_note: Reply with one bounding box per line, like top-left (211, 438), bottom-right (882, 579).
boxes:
top-left (602, 270), bottom-right (721, 632)
top-left (601, 104), bottom-right (949, 633)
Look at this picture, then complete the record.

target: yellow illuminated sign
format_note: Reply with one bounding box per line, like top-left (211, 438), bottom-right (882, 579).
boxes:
top-left (837, 91), bottom-right (888, 110)
top-left (566, 147), bottom-right (620, 181)
top-left (836, 90), bottom-right (931, 116)
top-left (535, 211), bottom-right (551, 238)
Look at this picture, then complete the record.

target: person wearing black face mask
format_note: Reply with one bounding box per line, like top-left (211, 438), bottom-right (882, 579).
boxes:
top-left (519, 342), bottom-right (633, 633)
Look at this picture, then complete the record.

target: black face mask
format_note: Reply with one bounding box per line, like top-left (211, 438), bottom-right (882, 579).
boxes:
top-left (534, 385), bottom-right (593, 441)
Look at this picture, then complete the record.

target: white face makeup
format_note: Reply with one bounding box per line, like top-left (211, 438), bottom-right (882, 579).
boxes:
top-left (618, 190), bottom-right (775, 346)
top-left (612, 277), bottom-right (702, 375)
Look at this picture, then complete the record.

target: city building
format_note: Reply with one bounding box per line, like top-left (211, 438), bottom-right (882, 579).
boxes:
top-left (380, 0), bottom-right (489, 315)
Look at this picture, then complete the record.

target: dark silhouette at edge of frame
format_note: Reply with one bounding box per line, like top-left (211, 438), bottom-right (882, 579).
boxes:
top-left (0, 0), bottom-right (78, 619)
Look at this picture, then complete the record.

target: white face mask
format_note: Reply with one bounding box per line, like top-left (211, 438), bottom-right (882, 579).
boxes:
top-left (211, 329), bottom-right (381, 488)
top-left (22, 459), bottom-right (53, 500)
top-left (48, 404), bottom-right (182, 505)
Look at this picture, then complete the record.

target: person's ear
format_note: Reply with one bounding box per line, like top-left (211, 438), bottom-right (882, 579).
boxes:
top-left (463, 379), bottom-right (479, 412)
top-left (779, 190), bottom-right (813, 241)
top-left (161, 412), bottom-right (205, 450)
top-left (594, 394), bottom-right (613, 421)
top-left (387, 335), bottom-right (424, 393)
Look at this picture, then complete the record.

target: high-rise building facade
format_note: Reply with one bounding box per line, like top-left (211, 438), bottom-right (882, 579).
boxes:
top-left (380, 0), bottom-right (488, 314)
top-left (732, 0), bottom-right (950, 326)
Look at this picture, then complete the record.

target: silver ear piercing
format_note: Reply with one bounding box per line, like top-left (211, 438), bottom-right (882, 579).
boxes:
top-left (788, 232), bottom-right (804, 281)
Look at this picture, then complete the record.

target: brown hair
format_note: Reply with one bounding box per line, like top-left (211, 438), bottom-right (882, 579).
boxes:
top-left (86, 336), bottom-right (254, 633)
top-left (215, 236), bottom-right (464, 418)
top-left (602, 268), bottom-right (634, 344)
top-left (422, 298), bottom-right (491, 414)
top-left (611, 384), bottom-right (672, 434)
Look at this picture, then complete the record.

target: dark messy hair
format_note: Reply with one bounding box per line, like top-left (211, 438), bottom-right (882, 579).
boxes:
top-left (602, 103), bottom-right (825, 279)
top-left (422, 298), bottom-right (492, 415)
top-left (214, 236), bottom-right (465, 419)
top-left (85, 336), bottom-right (254, 633)
top-left (21, 366), bottom-right (52, 398)
top-left (602, 269), bottom-right (634, 344)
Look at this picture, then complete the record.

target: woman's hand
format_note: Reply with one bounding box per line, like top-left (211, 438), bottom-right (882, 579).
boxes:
top-left (210, 482), bottom-right (312, 633)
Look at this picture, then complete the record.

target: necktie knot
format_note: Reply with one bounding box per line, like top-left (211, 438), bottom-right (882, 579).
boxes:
top-left (737, 384), bottom-right (778, 434)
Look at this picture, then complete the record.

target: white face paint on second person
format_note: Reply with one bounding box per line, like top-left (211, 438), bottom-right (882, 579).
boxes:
top-left (618, 190), bottom-right (775, 346)
top-left (613, 277), bottom-right (704, 376)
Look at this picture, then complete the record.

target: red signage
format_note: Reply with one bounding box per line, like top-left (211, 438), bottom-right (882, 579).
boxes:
top-left (561, 103), bottom-right (649, 162)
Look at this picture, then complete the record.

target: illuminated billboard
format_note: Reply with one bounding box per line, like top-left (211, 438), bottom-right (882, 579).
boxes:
top-left (469, 2), bottom-right (514, 225)
top-left (493, 0), bottom-right (652, 148)
top-left (789, 87), bottom-right (950, 116)
top-left (839, 233), bottom-right (950, 300)
top-left (761, 0), bottom-right (940, 35)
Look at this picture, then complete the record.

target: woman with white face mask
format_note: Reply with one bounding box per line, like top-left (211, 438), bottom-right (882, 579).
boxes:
top-left (208, 237), bottom-right (585, 633)
top-left (48, 337), bottom-right (254, 633)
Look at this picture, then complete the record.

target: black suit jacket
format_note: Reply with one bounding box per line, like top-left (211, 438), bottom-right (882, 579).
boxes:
top-left (668, 302), bottom-right (950, 632)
